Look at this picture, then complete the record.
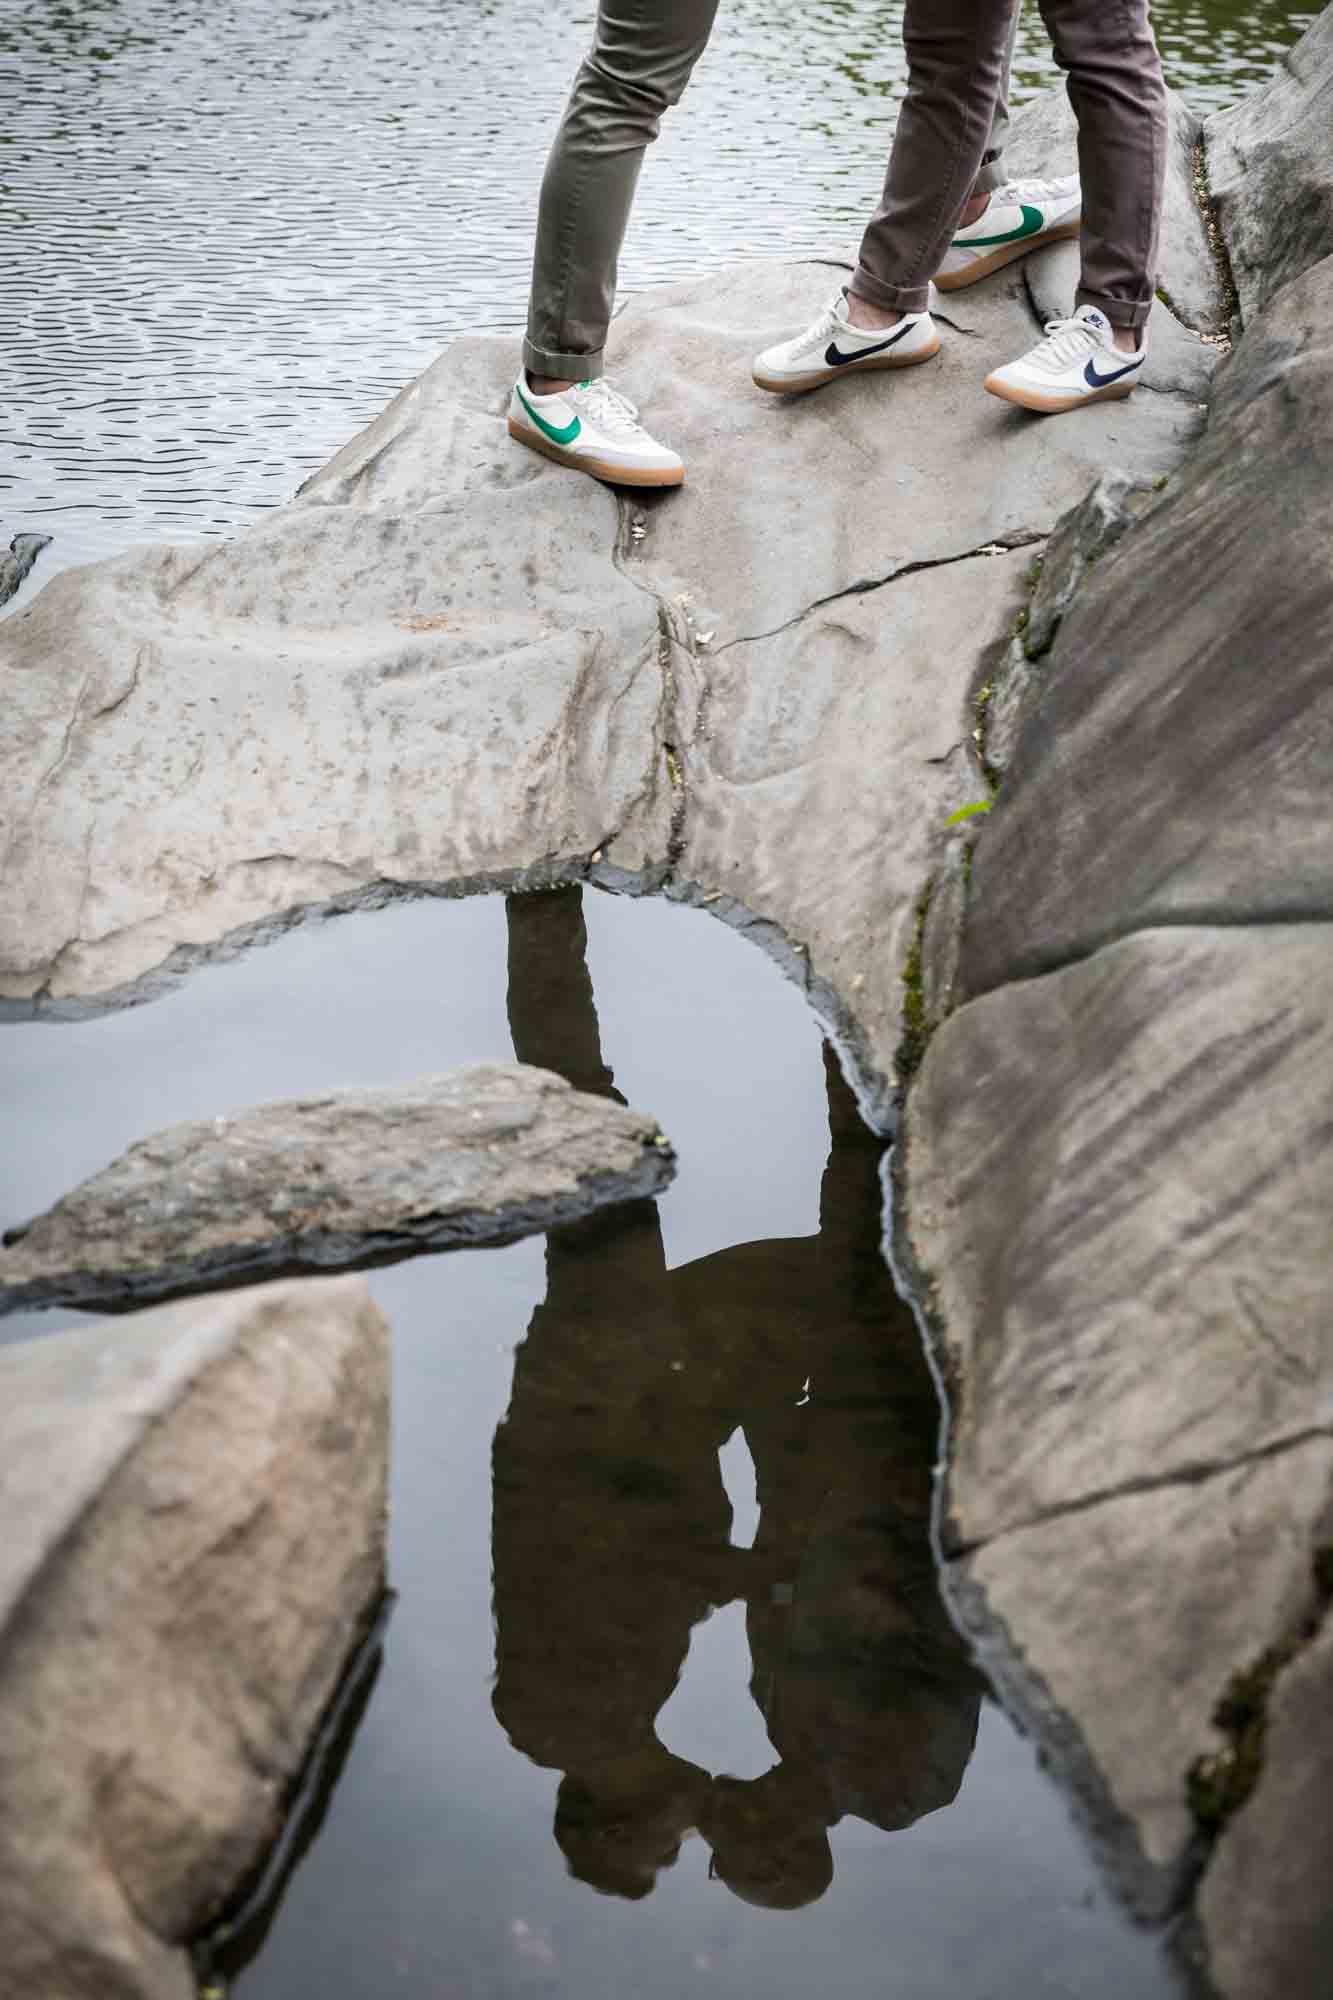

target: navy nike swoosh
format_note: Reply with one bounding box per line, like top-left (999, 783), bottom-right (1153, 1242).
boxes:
top-left (825, 322), bottom-right (915, 367)
top-left (1083, 355), bottom-right (1142, 388)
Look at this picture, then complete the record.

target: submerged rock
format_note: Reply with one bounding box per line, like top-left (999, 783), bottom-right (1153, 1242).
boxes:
top-left (0, 1276), bottom-right (388, 2000)
top-left (0, 533), bottom-right (52, 609)
top-left (0, 1063), bottom-right (675, 1315)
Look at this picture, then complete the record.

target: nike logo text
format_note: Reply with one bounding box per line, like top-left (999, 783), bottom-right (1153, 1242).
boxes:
top-left (824, 322), bottom-right (914, 368)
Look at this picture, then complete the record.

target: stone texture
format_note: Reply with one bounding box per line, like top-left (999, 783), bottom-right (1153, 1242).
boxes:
top-left (948, 1439), bottom-right (1333, 1916)
top-left (1197, 1594), bottom-right (1333, 1999)
top-left (1023, 468), bottom-right (1162, 659)
top-left (0, 1063), bottom-right (676, 1315)
top-left (0, 1277), bottom-right (389, 2000)
top-left (0, 334), bottom-right (669, 1016)
top-left (901, 923), bottom-right (1333, 1552)
top-left (960, 251), bottom-right (1333, 999)
top-left (1207, 8), bottom-right (1333, 322)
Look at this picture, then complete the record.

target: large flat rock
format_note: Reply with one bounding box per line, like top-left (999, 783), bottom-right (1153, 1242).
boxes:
top-left (947, 1438), bottom-right (1333, 1916)
top-left (0, 1277), bottom-right (389, 2000)
top-left (0, 1063), bottom-right (676, 1316)
top-left (1206, 8), bottom-right (1333, 322)
top-left (900, 924), bottom-right (1333, 1552)
top-left (959, 251), bottom-right (1333, 999)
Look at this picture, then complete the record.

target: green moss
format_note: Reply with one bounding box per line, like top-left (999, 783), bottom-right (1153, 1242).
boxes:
top-left (1187, 1546), bottom-right (1332, 1836)
top-left (895, 877), bottom-right (935, 1088)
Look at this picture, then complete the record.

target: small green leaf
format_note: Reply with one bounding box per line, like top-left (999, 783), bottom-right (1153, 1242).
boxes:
top-left (944, 799), bottom-right (993, 827)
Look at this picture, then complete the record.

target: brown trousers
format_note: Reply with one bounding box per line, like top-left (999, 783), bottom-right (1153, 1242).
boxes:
top-left (525, 0), bottom-right (1167, 380)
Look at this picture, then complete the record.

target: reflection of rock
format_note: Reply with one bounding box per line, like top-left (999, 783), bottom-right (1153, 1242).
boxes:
top-left (0, 1063), bottom-right (674, 1316)
top-left (492, 891), bottom-right (980, 1906)
top-left (0, 532), bottom-right (52, 609)
top-left (897, 15), bottom-right (1333, 1982)
top-left (1206, 7), bottom-right (1333, 320)
top-left (0, 85), bottom-right (1209, 1122)
top-left (0, 1277), bottom-right (388, 2000)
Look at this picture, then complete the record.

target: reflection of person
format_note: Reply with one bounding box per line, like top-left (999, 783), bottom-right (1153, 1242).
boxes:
top-left (507, 2), bottom-right (1167, 488)
top-left (491, 886), bottom-right (982, 1908)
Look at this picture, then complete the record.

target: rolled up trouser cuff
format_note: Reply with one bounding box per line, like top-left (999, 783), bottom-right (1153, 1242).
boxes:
top-left (522, 336), bottom-right (606, 382)
top-left (848, 263), bottom-right (930, 318)
top-left (1075, 287), bottom-right (1153, 332)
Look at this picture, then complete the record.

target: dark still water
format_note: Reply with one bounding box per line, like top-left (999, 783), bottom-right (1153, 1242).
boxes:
top-left (0, 0), bottom-right (1316, 589)
top-left (0, 888), bottom-right (1182, 1999)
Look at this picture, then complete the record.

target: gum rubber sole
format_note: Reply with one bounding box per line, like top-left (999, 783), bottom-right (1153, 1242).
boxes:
top-left (752, 332), bottom-right (942, 396)
top-left (933, 218), bottom-right (1082, 292)
top-left (982, 374), bottom-right (1137, 414)
top-left (507, 416), bottom-right (684, 487)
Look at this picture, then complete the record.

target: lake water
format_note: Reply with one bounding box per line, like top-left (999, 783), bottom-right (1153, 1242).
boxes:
top-left (0, 888), bottom-right (1186, 1999)
top-left (0, 0), bottom-right (1316, 586)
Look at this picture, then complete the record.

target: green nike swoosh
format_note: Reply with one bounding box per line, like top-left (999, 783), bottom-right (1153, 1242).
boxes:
top-left (953, 203), bottom-right (1046, 249)
top-left (515, 383), bottom-right (581, 447)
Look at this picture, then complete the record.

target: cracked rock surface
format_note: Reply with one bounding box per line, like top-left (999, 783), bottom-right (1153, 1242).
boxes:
top-left (898, 19), bottom-right (1333, 1993)
top-left (0, 83), bottom-right (1206, 1119)
top-left (0, 1064), bottom-right (676, 1316)
top-left (0, 1277), bottom-right (389, 2000)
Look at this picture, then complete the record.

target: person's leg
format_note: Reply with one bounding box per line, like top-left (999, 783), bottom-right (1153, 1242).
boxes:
top-left (966, 0), bottom-right (1023, 217)
top-left (525, 0), bottom-right (721, 390)
top-left (848, 0), bottom-right (1017, 325)
top-left (1038, 0), bottom-right (1167, 337)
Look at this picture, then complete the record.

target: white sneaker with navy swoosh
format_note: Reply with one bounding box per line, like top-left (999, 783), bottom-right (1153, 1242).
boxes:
top-left (935, 175), bottom-right (1081, 291)
top-left (752, 288), bottom-right (939, 395)
top-left (984, 304), bottom-right (1146, 414)
top-left (508, 375), bottom-right (684, 487)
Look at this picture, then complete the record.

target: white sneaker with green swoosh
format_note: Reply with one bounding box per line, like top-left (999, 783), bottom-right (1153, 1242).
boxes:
top-left (508, 376), bottom-right (684, 487)
top-left (935, 175), bottom-right (1081, 291)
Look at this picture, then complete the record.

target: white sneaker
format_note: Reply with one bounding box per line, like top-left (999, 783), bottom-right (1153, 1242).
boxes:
top-left (508, 375), bottom-right (684, 487)
top-left (984, 304), bottom-right (1146, 414)
top-left (752, 288), bottom-right (939, 395)
top-left (935, 175), bottom-right (1081, 292)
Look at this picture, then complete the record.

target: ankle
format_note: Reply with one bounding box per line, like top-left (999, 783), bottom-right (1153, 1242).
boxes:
top-left (1110, 326), bottom-right (1140, 355)
top-left (527, 370), bottom-right (576, 396)
top-left (959, 191), bottom-right (990, 227)
top-left (844, 293), bottom-right (903, 333)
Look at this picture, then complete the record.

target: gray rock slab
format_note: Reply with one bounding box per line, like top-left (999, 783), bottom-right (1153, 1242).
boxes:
top-left (0, 1276), bottom-right (388, 2000)
top-left (901, 923), bottom-right (1333, 1552)
top-left (0, 334), bottom-right (668, 1015)
top-left (1197, 1597), bottom-right (1333, 1999)
top-left (0, 1063), bottom-right (675, 1315)
top-left (0, 534), bottom-right (52, 610)
top-left (960, 251), bottom-right (1333, 999)
top-left (1206, 8), bottom-right (1333, 322)
top-left (612, 253), bottom-right (1197, 653)
top-left (667, 547), bottom-right (1035, 1116)
top-left (948, 1438), bottom-right (1333, 1916)
top-left (1002, 82), bottom-right (1223, 333)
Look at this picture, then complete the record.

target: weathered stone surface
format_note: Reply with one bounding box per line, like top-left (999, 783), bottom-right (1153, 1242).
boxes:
top-left (0, 335), bottom-right (669, 1016)
top-left (1024, 467), bottom-right (1162, 659)
top-left (1207, 8), bottom-right (1333, 322)
top-left (901, 924), bottom-right (1333, 1551)
top-left (0, 1063), bottom-right (675, 1315)
top-left (0, 1277), bottom-right (388, 2000)
top-left (960, 250), bottom-right (1333, 999)
top-left (947, 1439), bottom-right (1333, 1916)
top-left (1197, 1591), bottom-right (1333, 1999)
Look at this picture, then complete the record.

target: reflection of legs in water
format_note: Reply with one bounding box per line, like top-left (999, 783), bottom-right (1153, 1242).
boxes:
top-left (741, 1044), bottom-right (983, 1839)
top-left (492, 888), bottom-right (728, 1896)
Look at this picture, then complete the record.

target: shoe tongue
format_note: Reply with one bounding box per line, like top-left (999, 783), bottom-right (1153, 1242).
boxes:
top-left (1075, 305), bottom-right (1112, 343)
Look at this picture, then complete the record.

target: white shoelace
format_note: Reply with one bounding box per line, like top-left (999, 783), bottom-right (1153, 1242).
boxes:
top-left (1028, 315), bottom-right (1104, 371)
top-left (788, 291), bottom-right (854, 358)
top-left (576, 378), bottom-right (645, 435)
top-left (994, 175), bottom-right (1067, 205)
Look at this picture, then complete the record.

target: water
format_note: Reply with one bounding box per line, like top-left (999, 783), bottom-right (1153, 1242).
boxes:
top-left (0, 887), bottom-right (1183, 1998)
top-left (0, 0), bottom-right (1315, 589)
